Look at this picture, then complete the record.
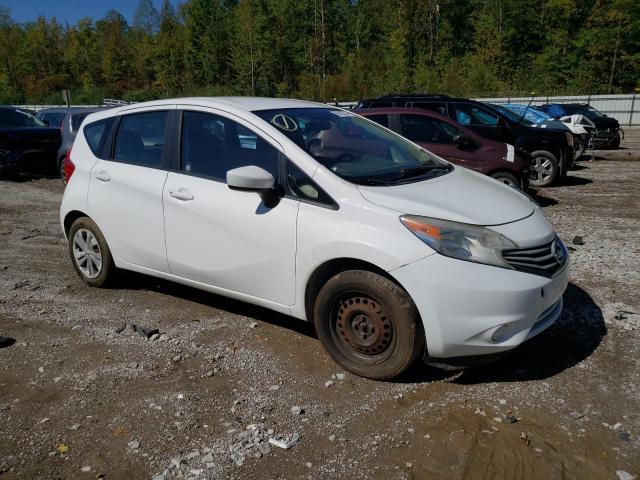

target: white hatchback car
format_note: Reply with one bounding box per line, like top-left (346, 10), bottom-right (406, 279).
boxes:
top-left (60, 97), bottom-right (570, 379)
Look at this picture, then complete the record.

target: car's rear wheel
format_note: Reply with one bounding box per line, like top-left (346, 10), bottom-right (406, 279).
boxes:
top-left (58, 159), bottom-right (67, 184)
top-left (529, 151), bottom-right (559, 187)
top-left (68, 217), bottom-right (115, 287)
top-left (490, 171), bottom-right (520, 189)
top-left (314, 270), bottom-right (424, 380)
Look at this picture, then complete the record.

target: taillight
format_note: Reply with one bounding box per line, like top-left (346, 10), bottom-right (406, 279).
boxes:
top-left (62, 149), bottom-right (75, 184)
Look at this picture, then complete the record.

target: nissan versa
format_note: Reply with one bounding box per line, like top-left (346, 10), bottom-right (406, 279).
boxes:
top-left (60, 98), bottom-right (570, 380)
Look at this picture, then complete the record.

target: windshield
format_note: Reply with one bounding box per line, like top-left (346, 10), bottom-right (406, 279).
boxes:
top-left (499, 104), bottom-right (552, 124)
top-left (252, 107), bottom-right (451, 185)
top-left (0, 108), bottom-right (46, 128)
top-left (559, 105), bottom-right (606, 121)
top-left (490, 104), bottom-right (534, 126)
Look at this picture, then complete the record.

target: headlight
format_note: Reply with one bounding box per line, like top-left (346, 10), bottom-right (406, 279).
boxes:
top-left (400, 215), bottom-right (517, 268)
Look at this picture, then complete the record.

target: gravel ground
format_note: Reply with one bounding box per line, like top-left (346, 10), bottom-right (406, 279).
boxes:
top-left (1, 158), bottom-right (639, 480)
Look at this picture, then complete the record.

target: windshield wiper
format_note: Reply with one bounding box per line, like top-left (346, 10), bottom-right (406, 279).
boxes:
top-left (357, 178), bottom-right (394, 186)
top-left (390, 164), bottom-right (452, 183)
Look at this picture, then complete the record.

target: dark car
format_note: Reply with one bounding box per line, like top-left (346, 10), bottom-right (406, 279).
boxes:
top-left (35, 107), bottom-right (67, 129)
top-left (357, 94), bottom-right (575, 187)
top-left (0, 106), bottom-right (61, 179)
top-left (56, 107), bottom-right (112, 182)
top-left (356, 108), bottom-right (530, 190)
top-left (535, 103), bottom-right (621, 149)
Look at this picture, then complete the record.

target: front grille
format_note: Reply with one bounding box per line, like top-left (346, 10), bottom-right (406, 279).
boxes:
top-left (502, 236), bottom-right (567, 277)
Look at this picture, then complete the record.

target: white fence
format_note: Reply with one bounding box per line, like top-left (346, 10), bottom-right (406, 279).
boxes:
top-left (17, 93), bottom-right (640, 126)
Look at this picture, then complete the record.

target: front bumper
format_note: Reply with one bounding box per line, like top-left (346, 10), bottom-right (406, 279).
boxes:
top-left (389, 252), bottom-right (570, 360)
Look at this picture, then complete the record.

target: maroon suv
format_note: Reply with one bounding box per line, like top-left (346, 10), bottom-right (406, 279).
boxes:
top-left (356, 108), bottom-right (530, 190)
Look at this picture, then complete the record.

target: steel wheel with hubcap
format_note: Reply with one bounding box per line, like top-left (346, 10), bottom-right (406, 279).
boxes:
top-left (314, 270), bottom-right (424, 380)
top-left (72, 228), bottom-right (102, 279)
top-left (68, 217), bottom-right (115, 287)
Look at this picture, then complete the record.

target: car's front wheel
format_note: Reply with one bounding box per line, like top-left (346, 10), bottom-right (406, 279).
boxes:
top-left (490, 171), bottom-right (521, 189)
top-left (314, 270), bottom-right (424, 380)
top-left (529, 151), bottom-right (559, 187)
top-left (573, 136), bottom-right (586, 160)
top-left (68, 217), bottom-right (115, 287)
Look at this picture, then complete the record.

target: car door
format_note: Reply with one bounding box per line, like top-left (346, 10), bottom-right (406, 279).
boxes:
top-left (393, 113), bottom-right (482, 171)
top-left (87, 106), bottom-right (174, 273)
top-left (162, 107), bottom-right (299, 306)
top-left (452, 102), bottom-right (511, 143)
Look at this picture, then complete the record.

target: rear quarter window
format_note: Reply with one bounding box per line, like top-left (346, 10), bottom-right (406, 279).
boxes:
top-left (84, 117), bottom-right (115, 157)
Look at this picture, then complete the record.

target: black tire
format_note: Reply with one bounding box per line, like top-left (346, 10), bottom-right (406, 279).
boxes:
top-left (529, 151), bottom-right (559, 188)
top-left (313, 270), bottom-right (424, 380)
top-left (58, 158), bottom-right (67, 184)
top-left (68, 217), bottom-right (115, 288)
top-left (490, 171), bottom-right (521, 189)
top-left (573, 137), bottom-right (585, 160)
top-left (611, 133), bottom-right (621, 149)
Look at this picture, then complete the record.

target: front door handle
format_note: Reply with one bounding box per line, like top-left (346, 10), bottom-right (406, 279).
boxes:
top-left (95, 170), bottom-right (110, 182)
top-left (169, 188), bottom-right (195, 201)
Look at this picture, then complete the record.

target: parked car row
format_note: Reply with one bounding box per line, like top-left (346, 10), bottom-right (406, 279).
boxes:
top-left (355, 94), bottom-right (622, 189)
top-left (0, 105), bottom-right (112, 181)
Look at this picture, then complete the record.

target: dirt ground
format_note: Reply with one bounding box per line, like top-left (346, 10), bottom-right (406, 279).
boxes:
top-left (1, 147), bottom-right (639, 479)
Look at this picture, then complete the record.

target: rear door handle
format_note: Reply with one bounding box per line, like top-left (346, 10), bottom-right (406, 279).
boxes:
top-left (169, 188), bottom-right (195, 201)
top-left (95, 170), bottom-right (110, 182)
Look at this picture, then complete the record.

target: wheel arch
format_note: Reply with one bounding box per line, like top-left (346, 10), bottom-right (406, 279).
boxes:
top-left (63, 210), bottom-right (90, 239)
top-left (303, 257), bottom-right (411, 324)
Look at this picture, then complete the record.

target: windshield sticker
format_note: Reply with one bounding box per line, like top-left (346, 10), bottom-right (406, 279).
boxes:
top-left (271, 114), bottom-right (298, 131)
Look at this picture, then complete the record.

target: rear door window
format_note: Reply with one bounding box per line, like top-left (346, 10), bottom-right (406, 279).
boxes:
top-left (113, 111), bottom-right (168, 167)
top-left (454, 103), bottom-right (500, 126)
top-left (366, 114), bottom-right (389, 128)
top-left (410, 101), bottom-right (448, 116)
top-left (400, 115), bottom-right (460, 144)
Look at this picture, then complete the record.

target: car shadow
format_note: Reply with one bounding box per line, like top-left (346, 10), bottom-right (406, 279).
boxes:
top-left (530, 192), bottom-right (558, 207)
top-left (116, 272), bottom-right (318, 338)
top-left (453, 283), bottom-right (605, 384)
top-left (115, 275), bottom-right (605, 385)
top-left (569, 163), bottom-right (590, 171)
top-left (393, 283), bottom-right (606, 384)
top-left (555, 176), bottom-right (593, 187)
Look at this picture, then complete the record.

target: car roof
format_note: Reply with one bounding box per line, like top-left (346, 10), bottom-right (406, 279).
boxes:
top-left (355, 107), bottom-right (453, 123)
top-left (36, 107), bottom-right (68, 114)
top-left (82, 97), bottom-right (333, 124)
top-left (369, 93), bottom-right (450, 100)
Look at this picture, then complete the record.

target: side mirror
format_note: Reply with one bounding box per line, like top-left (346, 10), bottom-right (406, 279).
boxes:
top-left (453, 133), bottom-right (476, 149)
top-left (227, 165), bottom-right (275, 192)
top-left (42, 119), bottom-right (50, 126)
top-left (227, 165), bottom-right (279, 207)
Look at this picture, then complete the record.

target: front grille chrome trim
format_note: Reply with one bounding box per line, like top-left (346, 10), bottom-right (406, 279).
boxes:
top-left (501, 236), bottom-right (567, 278)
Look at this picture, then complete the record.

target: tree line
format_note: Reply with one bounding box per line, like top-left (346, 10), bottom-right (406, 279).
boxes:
top-left (0, 0), bottom-right (638, 105)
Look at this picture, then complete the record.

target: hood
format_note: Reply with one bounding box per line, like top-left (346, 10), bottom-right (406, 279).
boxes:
top-left (592, 115), bottom-right (619, 130)
top-left (0, 127), bottom-right (61, 147)
top-left (357, 166), bottom-right (534, 226)
top-left (537, 119), bottom-right (570, 131)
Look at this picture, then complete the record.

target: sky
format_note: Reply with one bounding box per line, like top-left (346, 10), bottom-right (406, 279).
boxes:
top-left (1, 0), bottom-right (170, 25)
